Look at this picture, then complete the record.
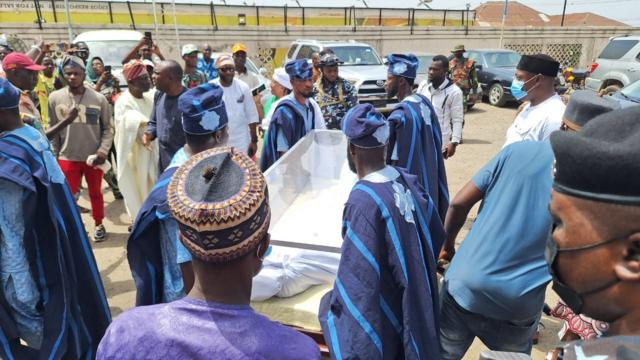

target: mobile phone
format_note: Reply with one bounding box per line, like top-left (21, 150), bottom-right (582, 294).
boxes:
top-left (105, 65), bottom-right (112, 74)
top-left (144, 31), bottom-right (152, 43)
top-left (252, 83), bottom-right (266, 96)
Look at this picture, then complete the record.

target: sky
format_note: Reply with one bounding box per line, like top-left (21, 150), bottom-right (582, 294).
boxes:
top-left (122, 0), bottom-right (640, 26)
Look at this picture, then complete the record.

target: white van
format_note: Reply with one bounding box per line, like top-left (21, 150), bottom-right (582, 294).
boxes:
top-left (72, 30), bottom-right (144, 86)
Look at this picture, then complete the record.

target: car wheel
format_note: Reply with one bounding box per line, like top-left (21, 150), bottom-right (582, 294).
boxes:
top-left (600, 84), bottom-right (621, 96)
top-left (488, 83), bottom-right (507, 107)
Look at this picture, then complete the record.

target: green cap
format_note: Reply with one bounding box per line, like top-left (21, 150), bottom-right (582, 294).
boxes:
top-left (452, 44), bottom-right (465, 52)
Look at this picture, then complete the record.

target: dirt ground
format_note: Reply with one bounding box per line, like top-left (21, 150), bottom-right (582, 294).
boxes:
top-left (80, 101), bottom-right (562, 359)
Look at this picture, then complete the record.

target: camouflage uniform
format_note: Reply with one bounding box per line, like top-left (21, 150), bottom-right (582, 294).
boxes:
top-left (449, 56), bottom-right (478, 113)
top-left (313, 77), bottom-right (358, 130)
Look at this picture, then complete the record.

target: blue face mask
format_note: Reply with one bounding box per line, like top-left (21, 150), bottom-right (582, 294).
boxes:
top-left (510, 79), bottom-right (528, 100)
top-left (510, 74), bottom-right (540, 101)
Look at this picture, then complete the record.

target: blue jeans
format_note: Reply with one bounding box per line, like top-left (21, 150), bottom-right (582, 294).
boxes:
top-left (439, 287), bottom-right (540, 360)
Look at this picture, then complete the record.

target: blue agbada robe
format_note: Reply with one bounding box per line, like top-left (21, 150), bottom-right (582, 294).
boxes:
top-left (127, 167), bottom-right (178, 306)
top-left (260, 99), bottom-right (316, 172)
top-left (319, 166), bottom-right (445, 360)
top-left (388, 93), bottom-right (449, 220)
top-left (0, 126), bottom-right (111, 359)
top-left (127, 150), bottom-right (189, 306)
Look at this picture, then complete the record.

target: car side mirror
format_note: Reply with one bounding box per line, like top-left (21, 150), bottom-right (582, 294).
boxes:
top-left (475, 64), bottom-right (483, 71)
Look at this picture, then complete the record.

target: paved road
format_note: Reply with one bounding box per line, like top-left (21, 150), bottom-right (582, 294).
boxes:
top-left (80, 101), bottom-right (561, 359)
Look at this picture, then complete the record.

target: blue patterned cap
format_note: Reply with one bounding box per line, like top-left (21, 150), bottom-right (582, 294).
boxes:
top-left (342, 103), bottom-right (389, 148)
top-left (285, 59), bottom-right (313, 80)
top-left (386, 53), bottom-right (418, 79)
top-left (179, 82), bottom-right (228, 135)
top-left (0, 78), bottom-right (20, 110)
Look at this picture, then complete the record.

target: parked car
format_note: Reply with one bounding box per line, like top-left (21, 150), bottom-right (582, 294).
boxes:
top-left (466, 49), bottom-right (521, 107)
top-left (607, 78), bottom-right (640, 107)
top-left (73, 30), bottom-right (146, 86)
top-left (414, 52), bottom-right (435, 87)
top-left (586, 35), bottom-right (640, 93)
top-left (285, 39), bottom-right (393, 110)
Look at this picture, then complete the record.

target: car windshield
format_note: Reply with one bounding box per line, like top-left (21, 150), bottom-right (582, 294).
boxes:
top-left (85, 40), bottom-right (139, 67)
top-left (484, 52), bottom-right (521, 67)
top-left (328, 46), bottom-right (382, 66)
top-left (621, 80), bottom-right (640, 100)
top-left (417, 55), bottom-right (433, 73)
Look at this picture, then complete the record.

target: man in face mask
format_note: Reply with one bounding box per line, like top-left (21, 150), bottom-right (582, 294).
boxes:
top-left (503, 54), bottom-right (565, 148)
top-left (437, 91), bottom-right (619, 359)
top-left (547, 105), bottom-right (640, 339)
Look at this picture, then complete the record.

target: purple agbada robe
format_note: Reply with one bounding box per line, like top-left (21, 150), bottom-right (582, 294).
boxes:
top-left (97, 297), bottom-right (320, 360)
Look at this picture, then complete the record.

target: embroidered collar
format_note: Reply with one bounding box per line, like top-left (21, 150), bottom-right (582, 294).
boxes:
top-left (362, 166), bottom-right (400, 183)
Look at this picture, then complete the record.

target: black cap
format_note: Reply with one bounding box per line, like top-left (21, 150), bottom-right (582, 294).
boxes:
top-left (563, 90), bottom-right (620, 131)
top-left (551, 106), bottom-right (640, 205)
top-left (319, 53), bottom-right (342, 67)
top-left (517, 54), bottom-right (560, 77)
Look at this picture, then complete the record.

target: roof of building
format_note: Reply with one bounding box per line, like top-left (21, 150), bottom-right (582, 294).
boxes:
top-left (548, 13), bottom-right (628, 27)
top-left (474, 1), bottom-right (628, 27)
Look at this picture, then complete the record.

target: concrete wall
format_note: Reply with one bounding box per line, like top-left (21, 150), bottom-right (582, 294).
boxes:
top-left (4, 23), bottom-right (639, 68)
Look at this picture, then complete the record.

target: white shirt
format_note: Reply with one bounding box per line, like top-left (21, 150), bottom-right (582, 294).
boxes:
top-left (236, 70), bottom-right (261, 90)
top-left (212, 78), bottom-right (259, 154)
top-left (417, 78), bottom-right (464, 149)
top-left (503, 94), bottom-right (565, 148)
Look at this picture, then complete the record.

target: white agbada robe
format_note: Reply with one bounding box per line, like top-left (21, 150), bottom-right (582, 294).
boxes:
top-left (114, 89), bottom-right (159, 219)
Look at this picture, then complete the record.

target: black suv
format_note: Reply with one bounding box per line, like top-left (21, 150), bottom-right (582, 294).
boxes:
top-left (466, 49), bottom-right (521, 107)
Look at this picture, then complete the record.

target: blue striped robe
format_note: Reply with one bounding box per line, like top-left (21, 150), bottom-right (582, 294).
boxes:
top-left (0, 126), bottom-right (111, 359)
top-left (126, 166), bottom-right (179, 306)
top-left (260, 99), bottom-right (316, 172)
top-left (319, 166), bottom-right (445, 360)
top-left (388, 94), bottom-right (449, 221)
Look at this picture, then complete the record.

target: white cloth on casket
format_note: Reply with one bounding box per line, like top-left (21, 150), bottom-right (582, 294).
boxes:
top-left (251, 247), bottom-right (340, 301)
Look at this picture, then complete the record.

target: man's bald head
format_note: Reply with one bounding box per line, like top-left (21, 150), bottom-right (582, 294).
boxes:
top-left (160, 60), bottom-right (183, 80)
top-left (154, 60), bottom-right (184, 94)
top-left (202, 43), bottom-right (212, 61)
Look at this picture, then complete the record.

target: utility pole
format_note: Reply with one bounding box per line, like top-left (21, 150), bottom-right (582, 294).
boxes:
top-left (499, 0), bottom-right (508, 48)
top-left (64, 0), bottom-right (73, 42)
top-left (561, 0), bottom-right (568, 26)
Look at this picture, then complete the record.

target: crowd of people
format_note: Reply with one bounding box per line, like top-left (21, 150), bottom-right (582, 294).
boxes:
top-left (0, 34), bottom-right (639, 360)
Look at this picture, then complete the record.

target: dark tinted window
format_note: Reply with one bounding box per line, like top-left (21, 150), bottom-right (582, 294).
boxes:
top-left (296, 45), bottom-right (318, 60)
top-left (328, 46), bottom-right (382, 66)
top-left (287, 44), bottom-right (298, 59)
top-left (416, 55), bottom-right (434, 73)
top-left (599, 39), bottom-right (639, 60)
top-left (484, 52), bottom-right (520, 67)
top-left (466, 51), bottom-right (480, 62)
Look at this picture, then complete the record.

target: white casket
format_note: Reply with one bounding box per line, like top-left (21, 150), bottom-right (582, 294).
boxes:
top-left (264, 129), bottom-right (357, 253)
top-left (252, 130), bottom-right (356, 343)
